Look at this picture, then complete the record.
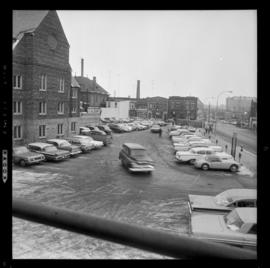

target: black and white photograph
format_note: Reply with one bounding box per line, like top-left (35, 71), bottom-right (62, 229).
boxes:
top-left (11, 10), bottom-right (257, 259)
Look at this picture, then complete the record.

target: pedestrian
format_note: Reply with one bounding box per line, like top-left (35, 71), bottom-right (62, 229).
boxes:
top-left (225, 144), bottom-right (228, 152)
top-left (216, 139), bottom-right (218, 145)
top-left (239, 152), bottom-right (242, 163)
top-left (159, 128), bottom-right (162, 137)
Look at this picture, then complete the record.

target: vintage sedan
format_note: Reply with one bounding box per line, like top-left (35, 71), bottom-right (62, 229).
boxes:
top-left (46, 139), bottom-right (82, 156)
top-left (108, 123), bottom-right (125, 133)
top-left (13, 146), bottom-right (45, 167)
top-left (190, 208), bottom-right (257, 250)
top-left (150, 124), bottom-right (161, 133)
top-left (66, 136), bottom-right (95, 152)
top-left (80, 128), bottom-right (112, 146)
top-left (188, 188), bottom-right (257, 214)
top-left (72, 135), bottom-right (103, 149)
top-left (119, 143), bottom-right (155, 173)
top-left (169, 129), bottom-right (190, 137)
top-left (175, 147), bottom-right (216, 164)
top-left (28, 142), bottom-right (70, 161)
top-left (194, 154), bottom-right (239, 172)
top-left (97, 125), bottom-right (112, 135)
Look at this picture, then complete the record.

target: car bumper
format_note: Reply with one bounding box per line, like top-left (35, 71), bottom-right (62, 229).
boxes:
top-left (70, 151), bottom-right (82, 156)
top-left (128, 165), bottom-right (155, 172)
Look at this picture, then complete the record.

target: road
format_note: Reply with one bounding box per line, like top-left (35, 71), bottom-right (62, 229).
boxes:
top-left (12, 126), bottom-right (257, 259)
top-left (216, 122), bottom-right (257, 155)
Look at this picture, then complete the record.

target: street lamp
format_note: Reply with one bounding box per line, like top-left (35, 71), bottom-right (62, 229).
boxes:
top-left (214, 90), bottom-right (233, 134)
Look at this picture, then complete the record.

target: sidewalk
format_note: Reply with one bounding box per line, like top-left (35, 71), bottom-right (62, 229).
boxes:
top-left (205, 132), bottom-right (257, 176)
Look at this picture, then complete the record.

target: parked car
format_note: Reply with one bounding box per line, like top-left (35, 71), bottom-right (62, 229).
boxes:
top-left (13, 146), bottom-right (45, 167)
top-left (169, 129), bottom-right (190, 137)
top-left (194, 154), bottom-right (239, 172)
top-left (66, 136), bottom-right (95, 152)
top-left (190, 208), bottom-right (257, 250)
top-left (46, 139), bottom-right (82, 156)
top-left (188, 126), bottom-right (196, 132)
top-left (108, 123), bottom-right (125, 133)
top-left (175, 147), bottom-right (216, 164)
top-left (72, 135), bottom-right (103, 149)
top-left (156, 120), bottom-right (167, 126)
top-left (150, 124), bottom-right (161, 133)
top-left (80, 127), bottom-right (112, 146)
top-left (85, 125), bottom-right (100, 131)
top-left (97, 125), bottom-right (112, 135)
top-left (188, 188), bottom-right (257, 214)
top-left (119, 143), bottom-right (155, 173)
top-left (28, 142), bottom-right (70, 161)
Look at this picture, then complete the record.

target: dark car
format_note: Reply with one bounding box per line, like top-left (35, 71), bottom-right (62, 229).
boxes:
top-left (119, 143), bottom-right (155, 173)
top-left (150, 124), bottom-right (161, 133)
top-left (13, 146), bottom-right (45, 167)
top-left (97, 125), bottom-right (112, 135)
top-left (28, 142), bottom-right (70, 161)
top-left (46, 139), bottom-right (82, 156)
top-left (108, 123), bottom-right (125, 133)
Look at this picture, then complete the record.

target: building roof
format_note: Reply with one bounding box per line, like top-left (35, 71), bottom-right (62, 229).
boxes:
top-left (71, 77), bottom-right (81, 88)
top-left (13, 10), bottom-right (49, 41)
top-left (74, 76), bottom-right (109, 95)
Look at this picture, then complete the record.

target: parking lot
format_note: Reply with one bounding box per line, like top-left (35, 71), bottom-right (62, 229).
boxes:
top-left (12, 125), bottom-right (257, 259)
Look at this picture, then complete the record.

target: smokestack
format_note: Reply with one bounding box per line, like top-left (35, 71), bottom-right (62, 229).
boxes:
top-left (81, 58), bottom-right (84, 77)
top-left (136, 80), bottom-right (140, 99)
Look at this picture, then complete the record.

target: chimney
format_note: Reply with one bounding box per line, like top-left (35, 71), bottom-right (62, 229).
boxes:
top-left (81, 58), bottom-right (84, 77)
top-left (136, 80), bottom-right (140, 99)
top-left (93, 76), bottom-right (96, 90)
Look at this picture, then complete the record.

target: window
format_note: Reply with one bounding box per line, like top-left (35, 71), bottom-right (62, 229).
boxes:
top-left (13, 75), bottom-right (22, 89)
top-left (39, 102), bottom-right (47, 115)
top-left (14, 125), bottom-right (22, 139)
top-left (39, 125), bottom-right (46, 138)
top-left (72, 88), bottom-right (77, 98)
top-left (40, 75), bottom-right (47, 91)
top-left (57, 124), bottom-right (63, 135)
top-left (248, 224), bottom-right (257, 234)
top-left (59, 78), bottom-right (65, 92)
top-left (58, 102), bottom-right (64, 114)
top-left (13, 101), bottom-right (22, 114)
top-left (72, 106), bottom-right (77, 113)
top-left (71, 122), bottom-right (76, 132)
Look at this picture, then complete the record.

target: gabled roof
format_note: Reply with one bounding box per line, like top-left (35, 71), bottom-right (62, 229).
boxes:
top-left (13, 10), bottom-right (49, 41)
top-left (71, 77), bottom-right (81, 88)
top-left (75, 76), bottom-right (109, 95)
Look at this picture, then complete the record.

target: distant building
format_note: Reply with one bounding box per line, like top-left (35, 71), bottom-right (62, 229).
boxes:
top-left (168, 96), bottom-right (203, 121)
top-left (146, 97), bottom-right (168, 120)
top-left (226, 96), bottom-right (256, 114)
top-left (101, 100), bottom-right (131, 120)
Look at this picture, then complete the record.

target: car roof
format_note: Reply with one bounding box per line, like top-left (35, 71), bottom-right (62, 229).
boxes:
top-left (123, 143), bottom-right (146, 150)
top-left (234, 208), bottom-right (257, 224)
top-left (28, 142), bottom-right (52, 148)
top-left (221, 188), bottom-right (257, 200)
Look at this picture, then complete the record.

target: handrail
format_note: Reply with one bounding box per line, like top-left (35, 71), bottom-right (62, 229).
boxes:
top-left (12, 198), bottom-right (257, 259)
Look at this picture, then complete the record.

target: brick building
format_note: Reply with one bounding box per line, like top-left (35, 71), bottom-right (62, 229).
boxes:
top-left (146, 96), bottom-right (168, 120)
top-left (168, 96), bottom-right (203, 121)
top-left (13, 10), bottom-right (80, 145)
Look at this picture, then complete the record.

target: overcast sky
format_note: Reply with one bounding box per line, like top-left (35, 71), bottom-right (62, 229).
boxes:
top-left (57, 10), bottom-right (257, 105)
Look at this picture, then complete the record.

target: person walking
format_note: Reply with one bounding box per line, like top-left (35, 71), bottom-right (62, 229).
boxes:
top-left (238, 151), bottom-right (242, 163)
top-left (159, 127), bottom-right (162, 137)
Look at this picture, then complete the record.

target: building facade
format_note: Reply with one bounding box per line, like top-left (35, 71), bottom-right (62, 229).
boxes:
top-left (226, 96), bottom-right (256, 114)
top-left (13, 10), bottom-right (80, 145)
top-left (168, 96), bottom-right (203, 121)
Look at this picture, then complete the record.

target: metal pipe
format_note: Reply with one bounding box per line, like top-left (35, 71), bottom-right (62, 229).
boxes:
top-left (13, 198), bottom-right (257, 259)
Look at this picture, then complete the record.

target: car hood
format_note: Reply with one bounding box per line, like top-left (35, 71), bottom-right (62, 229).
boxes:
top-left (189, 195), bottom-right (230, 212)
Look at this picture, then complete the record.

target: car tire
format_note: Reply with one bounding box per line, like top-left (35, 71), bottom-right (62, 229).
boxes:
top-left (201, 164), bottom-right (209, 170)
top-left (230, 164), bottom-right (238, 172)
top-left (19, 160), bottom-right (26, 167)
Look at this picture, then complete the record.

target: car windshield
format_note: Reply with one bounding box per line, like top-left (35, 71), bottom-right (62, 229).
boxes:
top-left (44, 146), bottom-right (58, 152)
top-left (224, 210), bottom-right (244, 231)
top-left (14, 147), bottom-right (29, 154)
top-left (60, 141), bottom-right (71, 147)
top-left (131, 149), bottom-right (147, 157)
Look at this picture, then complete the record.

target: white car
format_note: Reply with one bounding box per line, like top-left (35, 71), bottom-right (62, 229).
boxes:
top-left (169, 129), bottom-right (190, 137)
top-left (175, 147), bottom-right (216, 163)
top-left (188, 188), bottom-right (257, 214)
top-left (72, 135), bottom-right (103, 149)
top-left (190, 208), bottom-right (257, 250)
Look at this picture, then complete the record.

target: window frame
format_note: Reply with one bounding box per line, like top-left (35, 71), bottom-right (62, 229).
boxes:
top-left (13, 75), bottom-right (23, 89)
top-left (71, 122), bottom-right (76, 132)
top-left (59, 78), bottom-right (65, 93)
top-left (57, 123), bottom-right (64, 136)
top-left (13, 101), bottom-right (23, 115)
top-left (57, 102), bottom-right (65, 114)
top-left (39, 74), bottom-right (47, 91)
top-left (14, 125), bottom-right (22, 140)
top-left (39, 125), bottom-right (46, 138)
top-left (39, 102), bottom-right (47, 115)
top-left (72, 88), bottom-right (77, 98)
